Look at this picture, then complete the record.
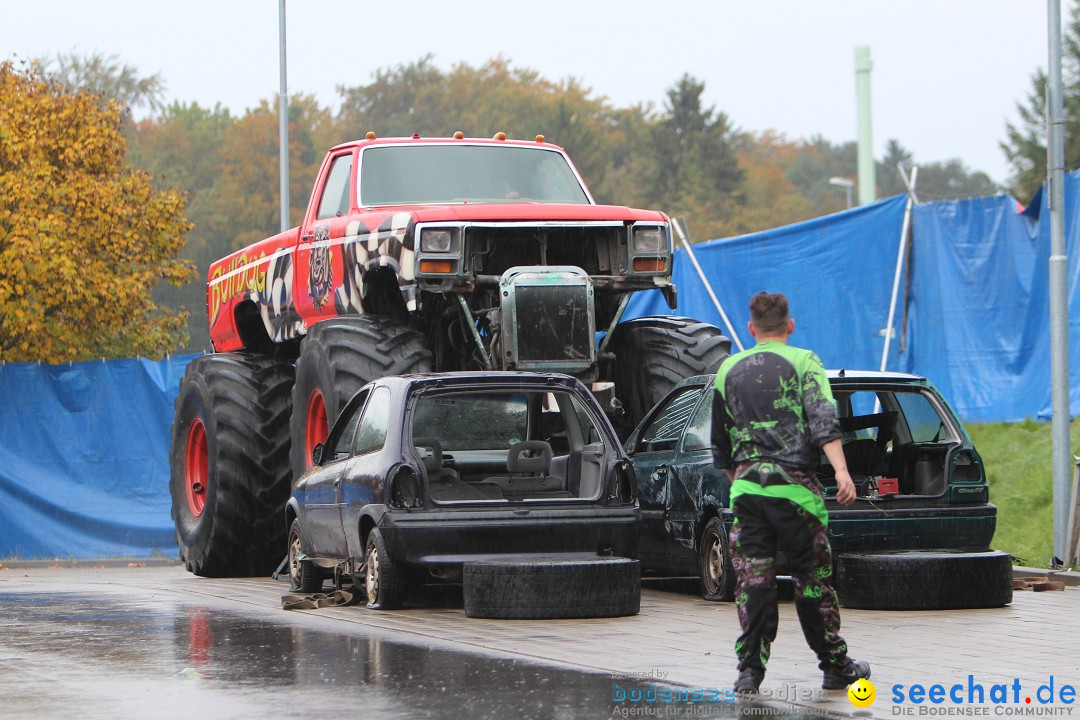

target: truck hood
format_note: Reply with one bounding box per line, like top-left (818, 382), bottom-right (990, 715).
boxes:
top-left (376, 202), bottom-right (668, 224)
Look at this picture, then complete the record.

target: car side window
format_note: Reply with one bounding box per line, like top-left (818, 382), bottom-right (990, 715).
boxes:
top-left (328, 390), bottom-right (369, 463)
top-left (637, 386), bottom-right (702, 452)
top-left (317, 154), bottom-right (352, 219)
top-left (353, 386), bottom-right (391, 456)
top-left (682, 387), bottom-right (714, 451)
top-left (895, 390), bottom-right (949, 443)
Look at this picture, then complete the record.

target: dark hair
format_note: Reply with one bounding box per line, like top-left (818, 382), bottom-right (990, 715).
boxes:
top-left (749, 291), bottom-right (789, 333)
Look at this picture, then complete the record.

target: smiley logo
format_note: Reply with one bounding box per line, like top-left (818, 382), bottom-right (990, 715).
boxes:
top-left (848, 678), bottom-right (876, 708)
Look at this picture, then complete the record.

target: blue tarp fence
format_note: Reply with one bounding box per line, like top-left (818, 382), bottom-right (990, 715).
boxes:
top-left (4, 174), bottom-right (1080, 558)
top-left (0, 355), bottom-right (196, 559)
top-left (628, 171), bottom-right (1080, 423)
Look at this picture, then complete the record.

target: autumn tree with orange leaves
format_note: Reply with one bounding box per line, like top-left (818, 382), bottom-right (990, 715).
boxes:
top-left (0, 60), bottom-right (193, 362)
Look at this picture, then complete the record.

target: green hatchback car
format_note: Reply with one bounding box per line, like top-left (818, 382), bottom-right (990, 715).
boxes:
top-left (627, 370), bottom-right (1012, 610)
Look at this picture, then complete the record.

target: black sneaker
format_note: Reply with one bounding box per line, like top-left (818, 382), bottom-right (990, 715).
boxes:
top-left (822, 658), bottom-right (871, 689)
top-left (734, 667), bottom-right (765, 694)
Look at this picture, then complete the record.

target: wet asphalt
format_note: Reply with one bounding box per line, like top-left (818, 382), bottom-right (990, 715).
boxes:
top-left (0, 575), bottom-right (827, 720)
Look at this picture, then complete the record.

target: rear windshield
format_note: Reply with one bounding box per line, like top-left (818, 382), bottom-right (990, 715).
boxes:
top-left (360, 145), bottom-right (591, 206)
top-left (411, 388), bottom-right (602, 452)
top-left (834, 387), bottom-right (953, 445)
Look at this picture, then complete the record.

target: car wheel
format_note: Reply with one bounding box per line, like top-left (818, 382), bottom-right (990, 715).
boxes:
top-left (699, 516), bottom-right (736, 602)
top-left (607, 316), bottom-right (730, 438)
top-left (463, 555), bottom-right (640, 619)
top-left (364, 528), bottom-right (405, 610)
top-left (835, 549), bottom-right (1014, 610)
top-left (288, 520), bottom-right (323, 593)
top-left (169, 354), bottom-right (294, 577)
top-left (290, 316), bottom-right (431, 479)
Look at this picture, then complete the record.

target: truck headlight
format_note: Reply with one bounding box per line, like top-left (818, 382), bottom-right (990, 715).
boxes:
top-left (632, 226), bottom-right (665, 254)
top-left (421, 229), bottom-right (453, 252)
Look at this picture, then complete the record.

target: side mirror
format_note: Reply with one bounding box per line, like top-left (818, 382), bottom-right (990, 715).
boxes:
top-left (311, 443), bottom-right (324, 467)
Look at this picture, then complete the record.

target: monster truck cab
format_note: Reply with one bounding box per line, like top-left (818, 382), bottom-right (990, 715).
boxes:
top-left (208, 133), bottom-right (676, 358)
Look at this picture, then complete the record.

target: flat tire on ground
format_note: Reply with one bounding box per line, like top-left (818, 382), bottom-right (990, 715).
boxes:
top-left (463, 555), bottom-right (641, 619)
top-left (290, 315), bottom-right (431, 478)
top-left (699, 516), bottom-right (736, 602)
top-left (608, 316), bottom-right (730, 437)
top-left (288, 519), bottom-right (323, 593)
top-left (365, 528), bottom-right (405, 610)
top-left (170, 353), bottom-right (294, 577)
top-left (835, 549), bottom-right (1014, 610)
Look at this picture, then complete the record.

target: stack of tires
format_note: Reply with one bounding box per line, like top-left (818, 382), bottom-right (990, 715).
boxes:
top-left (834, 550), bottom-right (1014, 610)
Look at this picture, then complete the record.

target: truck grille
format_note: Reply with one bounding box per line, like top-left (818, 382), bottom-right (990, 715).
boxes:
top-left (515, 285), bottom-right (592, 364)
top-left (468, 226), bottom-right (621, 277)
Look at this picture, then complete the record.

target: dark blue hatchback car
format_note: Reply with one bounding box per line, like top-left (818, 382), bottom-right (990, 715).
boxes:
top-left (286, 371), bottom-right (639, 609)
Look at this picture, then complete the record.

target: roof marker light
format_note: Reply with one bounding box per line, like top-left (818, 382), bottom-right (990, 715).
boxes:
top-left (535, 135), bottom-right (545, 143)
top-left (453, 131), bottom-right (464, 139)
top-left (493, 132), bottom-right (506, 141)
top-left (365, 131), bottom-right (376, 139)
top-left (411, 133), bottom-right (420, 140)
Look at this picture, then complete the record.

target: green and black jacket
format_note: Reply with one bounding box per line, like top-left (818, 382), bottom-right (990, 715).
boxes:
top-left (711, 340), bottom-right (842, 524)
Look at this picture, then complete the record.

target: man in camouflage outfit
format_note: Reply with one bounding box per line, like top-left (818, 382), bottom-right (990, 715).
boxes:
top-left (711, 291), bottom-right (871, 693)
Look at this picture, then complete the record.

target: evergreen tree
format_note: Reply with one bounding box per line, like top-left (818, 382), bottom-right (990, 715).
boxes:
top-left (1001, 1), bottom-right (1080, 200)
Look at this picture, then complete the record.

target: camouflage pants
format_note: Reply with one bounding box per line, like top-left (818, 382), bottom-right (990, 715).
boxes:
top-left (730, 489), bottom-right (848, 673)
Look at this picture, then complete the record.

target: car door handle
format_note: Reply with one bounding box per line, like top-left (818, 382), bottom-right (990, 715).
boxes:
top-left (654, 465), bottom-right (670, 478)
top-left (301, 233), bottom-right (314, 241)
top-left (334, 478), bottom-right (342, 486)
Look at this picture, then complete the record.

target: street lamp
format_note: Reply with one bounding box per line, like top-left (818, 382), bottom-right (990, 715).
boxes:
top-left (829, 176), bottom-right (855, 209)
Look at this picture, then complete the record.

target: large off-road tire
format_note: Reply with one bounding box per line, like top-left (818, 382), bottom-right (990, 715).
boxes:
top-left (835, 550), bottom-right (1014, 610)
top-left (699, 516), bottom-right (737, 602)
top-left (608, 316), bottom-right (730, 438)
top-left (463, 555), bottom-right (641, 619)
top-left (170, 353), bottom-right (295, 577)
top-left (290, 315), bottom-right (432, 477)
top-left (288, 519), bottom-right (324, 593)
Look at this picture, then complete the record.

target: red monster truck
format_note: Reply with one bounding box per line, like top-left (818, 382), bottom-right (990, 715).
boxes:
top-left (169, 133), bottom-right (729, 577)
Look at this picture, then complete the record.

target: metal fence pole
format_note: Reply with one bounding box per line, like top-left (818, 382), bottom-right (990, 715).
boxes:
top-left (278, 0), bottom-right (290, 233)
top-left (880, 165), bottom-right (919, 372)
top-left (1047, 0), bottom-right (1072, 565)
top-left (672, 219), bottom-right (745, 352)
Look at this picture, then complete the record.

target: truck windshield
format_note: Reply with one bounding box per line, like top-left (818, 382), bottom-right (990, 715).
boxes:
top-left (359, 145), bottom-right (591, 206)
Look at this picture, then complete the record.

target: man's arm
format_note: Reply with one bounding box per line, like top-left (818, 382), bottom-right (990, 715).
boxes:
top-left (822, 439), bottom-right (856, 506)
top-left (800, 352), bottom-right (843, 449)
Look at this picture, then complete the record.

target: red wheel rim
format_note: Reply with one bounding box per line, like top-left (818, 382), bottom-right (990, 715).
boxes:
top-left (185, 418), bottom-right (209, 517)
top-left (305, 389), bottom-right (329, 466)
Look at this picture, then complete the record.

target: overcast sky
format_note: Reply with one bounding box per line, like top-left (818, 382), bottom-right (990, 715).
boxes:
top-left (2, 0), bottom-right (1054, 186)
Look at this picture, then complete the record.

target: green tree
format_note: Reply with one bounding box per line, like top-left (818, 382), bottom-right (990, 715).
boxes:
top-left (643, 74), bottom-right (744, 240)
top-left (130, 102), bottom-right (234, 351)
top-left (878, 139), bottom-right (998, 200)
top-left (208, 95), bottom-right (332, 250)
top-left (780, 135), bottom-right (857, 212)
top-left (0, 61), bottom-right (193, 362)
top-left (46, 51), bottom-right (165, 116)
top-left (592, 104), bottom-right (658, 207)
top-left (1002, 1), bottom-right (1080, 200)
top-left (726, 132), bottom-right (817, 234)
top-left (877, 139), bottom-right (915, 198)
top-left (336, 56), bottom-right (621, 191)
top-left (908, 159), bottom-right (998, 200)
